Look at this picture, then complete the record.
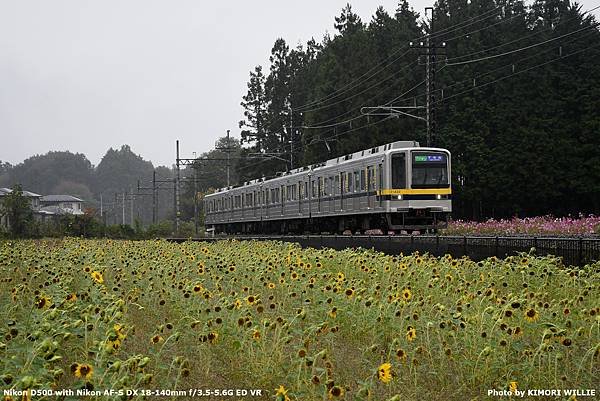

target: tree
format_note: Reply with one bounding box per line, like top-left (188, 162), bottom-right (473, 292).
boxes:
top-left (4, 151), bottom-right (94, 196)
top-left (1, 185), bottom-right (34, 238)
top-left (334, 4), bottom-right (363, 35)
top-left (239, 66), bottom-right (268, 151)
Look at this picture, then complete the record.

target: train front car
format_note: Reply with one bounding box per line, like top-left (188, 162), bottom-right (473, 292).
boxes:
top-left (382, 147), bottom-right (451, 232)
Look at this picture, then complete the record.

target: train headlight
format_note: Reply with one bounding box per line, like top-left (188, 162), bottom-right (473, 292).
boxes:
top-left (436, 194), bottom-right (442, 200)
top-left (397, 195), bottom-right (403, 200)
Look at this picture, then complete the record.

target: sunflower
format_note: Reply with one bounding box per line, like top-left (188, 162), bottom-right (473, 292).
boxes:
top-left (252, 329), bottom-right (261, 341)
top-left (378, 362), bottom-right (392, 383)
top-left (275, 385), bottom-right (290, 401)
top-left (396, 348), bottom-right (407, 361)
top-left (328, 386), bottom-right (344, 399)
top-left (509, 381), bottom-right (518, 394)
top-left (525, 308), bottom-right (539, 322)
top-left (402, 288), bottom-right (412, 301)
top-left (36, 295), bottom-right (51, 309)
top-left (90, 271), bottom-right (104, 284)
top-left (268, 282), bottom-right (276, 289)
top-left (150, 335), bottom-right (163, 344)
top-left (66, 293), bottom-right (77, 302)
top-left (207, 332), bottom-right (219, 344)
top-left (73, 363), bottom-right (94, 380)
top-left (406, 326), bottom-right (417, 342)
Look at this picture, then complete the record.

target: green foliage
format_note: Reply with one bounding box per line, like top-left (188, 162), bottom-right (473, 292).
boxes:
top-left (0, 185), bottom-right (34, 238)
top-left (145, 220), bottom-right (175, 238)
top-left (4, 151), bottom-right (94, 196)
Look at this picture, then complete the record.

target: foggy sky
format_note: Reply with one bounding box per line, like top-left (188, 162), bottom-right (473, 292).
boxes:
top-left (0, 0), bottom-right (597, 168)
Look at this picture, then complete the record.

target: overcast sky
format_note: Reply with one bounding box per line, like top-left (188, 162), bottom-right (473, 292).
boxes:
top-left (0, 0), bottom-right (597, 168)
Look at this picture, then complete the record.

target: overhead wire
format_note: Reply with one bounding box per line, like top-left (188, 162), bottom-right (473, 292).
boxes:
top-left (445, 23), bottom-right (599, 66)
top-left (434, 43), bottom-right (600, 105)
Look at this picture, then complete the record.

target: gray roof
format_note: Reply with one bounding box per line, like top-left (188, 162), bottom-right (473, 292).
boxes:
top-left (0, 188), bottom-right (42, 197)
top-left (41, 195), bottom-right (84, 202)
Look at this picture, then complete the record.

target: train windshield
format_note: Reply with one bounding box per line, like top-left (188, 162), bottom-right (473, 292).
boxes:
top-left (411, 152), bottom-right (449, 188)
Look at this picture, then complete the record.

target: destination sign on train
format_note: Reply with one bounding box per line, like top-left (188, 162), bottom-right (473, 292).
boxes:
top-left (414, 154), bottom-right (445, 162)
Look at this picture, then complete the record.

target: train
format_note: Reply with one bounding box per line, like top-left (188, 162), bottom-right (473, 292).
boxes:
top-left (204, 140), bottom-right (451, 234)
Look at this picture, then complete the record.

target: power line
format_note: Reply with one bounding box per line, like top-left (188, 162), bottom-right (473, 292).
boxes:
top-left (415, 5), bottom-right (504, 41)
top-left (294, 49), bottom-right (411, 111)
top-left (293, 6), bottom-right (510, 112)
top-left (387, 26), bottom-right (599, 105)
top-left (434, 43), bottom-right (600, 105)
top-left (300, 60), bottom-right (418, 128)
top-left (445, 23), bottom-right (599, 66)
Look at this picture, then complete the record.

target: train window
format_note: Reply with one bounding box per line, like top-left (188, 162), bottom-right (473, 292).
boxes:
top-left (276, 188), bottom-right (280, 203)
top-left (340, 173), bottom-right (345, 194)
top-left (354, 171), bottom-right (360, 192)
top-left (392, 153), bottom-right (406, 189)
top-left (334, 175), bottom-right (340, 195)
top-left (304, 182), bottom-right (308, 199)
top-left (311, 180), bottom-right (317, 198)
top-left (347, 172), bottom-right (352, 192)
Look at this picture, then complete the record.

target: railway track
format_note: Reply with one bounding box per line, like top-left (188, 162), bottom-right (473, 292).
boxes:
top-left (166, 234), bottom-right (600, 266)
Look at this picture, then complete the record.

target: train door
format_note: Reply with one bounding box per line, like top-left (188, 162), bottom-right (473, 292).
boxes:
top-left (339, 172), bottom-right (344, 211)
top-left (353, 170), bottom-right (360, 210)
top-left (280, 185), bottom-right (285, 215)
top-left (304, 180), bottom-right (310, 216)
top-left (367, 166), bottom-right (374, 208)
top-left (377, 163), bottom-right (383, 208)
top-left (317, 177), bottom-right (323, 213)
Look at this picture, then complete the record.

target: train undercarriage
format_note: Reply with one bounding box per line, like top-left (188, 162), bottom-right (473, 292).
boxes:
top-left (211, 210), bottom-right (449, 235)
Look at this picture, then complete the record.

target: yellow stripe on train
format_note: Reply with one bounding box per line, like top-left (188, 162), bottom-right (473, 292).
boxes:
top-left (377, 188), bottom-right (452, 196)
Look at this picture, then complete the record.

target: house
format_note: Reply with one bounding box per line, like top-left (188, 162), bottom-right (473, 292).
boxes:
top-left (0, 187), bottom-right (43, 228)
top-left (39, 195), bottom-right (84, 216)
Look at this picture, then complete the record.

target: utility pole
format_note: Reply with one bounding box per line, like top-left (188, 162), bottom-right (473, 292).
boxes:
top-left (130, 186), bottom-right (134, 226)
top-left (289, 106), bottom-right (294, 170)
top-left (152, 171), bottom-right (157, 224)
top-left (193, 152), bottom-right (199, 236)
top-left (175, 140), bottom-right (181, 235)
top-left (409, 7), bottom-right (446, 146)
top-left (100, 194), bottom-right (103, 218)
top-left (122, 191), bottom-right (125, 225)
top-left (226, 129), bottom-right (231, 187)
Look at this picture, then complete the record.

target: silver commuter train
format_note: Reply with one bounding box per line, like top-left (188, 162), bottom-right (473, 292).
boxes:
top-left (204, 140), bottom-right (451, 234)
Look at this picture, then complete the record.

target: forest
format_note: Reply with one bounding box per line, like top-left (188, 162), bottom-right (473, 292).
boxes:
top-left (1, 0), bottom-right (599, 225)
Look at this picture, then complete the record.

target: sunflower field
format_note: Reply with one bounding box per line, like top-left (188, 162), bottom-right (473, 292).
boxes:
top-left (0, 239), bottom-right (598, 401)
